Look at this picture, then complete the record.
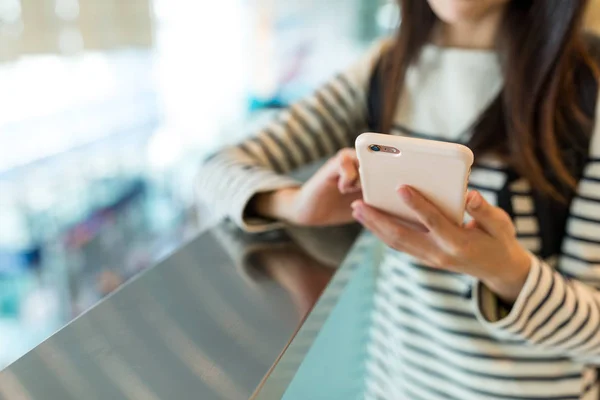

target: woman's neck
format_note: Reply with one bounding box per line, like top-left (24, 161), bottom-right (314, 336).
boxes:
top-left (432, 10), bottom-right (505, 50)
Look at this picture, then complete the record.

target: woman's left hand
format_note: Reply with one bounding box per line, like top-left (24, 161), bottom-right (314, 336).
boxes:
top-left (351, 186), bottom-right (532, 303)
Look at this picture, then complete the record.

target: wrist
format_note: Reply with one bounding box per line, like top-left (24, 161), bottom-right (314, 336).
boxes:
top-left (253, 188), bottom-right (300, 222)
top-left (482, 249), bottom-right (532, 304)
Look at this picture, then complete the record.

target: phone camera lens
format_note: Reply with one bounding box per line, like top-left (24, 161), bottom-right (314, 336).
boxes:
top-left (370, 145), bottom-right (381, 152)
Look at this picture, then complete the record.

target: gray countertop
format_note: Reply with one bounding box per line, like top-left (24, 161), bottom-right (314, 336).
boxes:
top-left (0, 222), bottom-right (360, 400)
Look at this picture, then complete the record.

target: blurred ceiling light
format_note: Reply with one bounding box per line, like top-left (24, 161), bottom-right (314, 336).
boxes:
top-left (0, 0), bottom-right (22, 23)
top-left (377, 1), bottom-right (400, 32)
top-left (58, 27), bottom-right (83, 54)
top-left (147, 129), bottom-right (184, 170)
top-left (54, 0), bottom-right (79, 21)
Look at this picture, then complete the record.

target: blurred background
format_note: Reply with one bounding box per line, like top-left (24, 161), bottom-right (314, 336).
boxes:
top-left (0, 0), bottom-right (396, 368)
top-left (0, 0), bottom-right (599, 370)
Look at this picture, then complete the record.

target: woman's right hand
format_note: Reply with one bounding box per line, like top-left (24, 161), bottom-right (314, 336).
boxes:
top-left (253, 148), bottom-right (362, 226)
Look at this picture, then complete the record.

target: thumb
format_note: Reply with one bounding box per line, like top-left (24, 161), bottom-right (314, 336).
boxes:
top-left (466, 191), bottom-right (515, 238)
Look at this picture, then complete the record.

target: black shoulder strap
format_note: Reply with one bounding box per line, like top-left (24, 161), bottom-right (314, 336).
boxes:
top-left (536, 33), bottom-right (600, 259)
top-left (367, 56), bottom-right (385, 133)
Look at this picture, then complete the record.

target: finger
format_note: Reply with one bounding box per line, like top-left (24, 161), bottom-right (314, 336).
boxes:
top-left (398, 186), bottom-right (460, 241)
top-left (323, 149), bottom-right (354, 179)
top-left (466, 191), bottom-right (515, 238)
top-left (463, 219), bottom-right (479, 230)
top-left (351, 200), bottom-right (438, 259)
top-left (338, 152), bottom-right (360, 193)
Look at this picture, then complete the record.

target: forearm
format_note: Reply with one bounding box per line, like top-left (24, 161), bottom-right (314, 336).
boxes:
top-left (251, 188), bottom-right (300, 222)
top-left (475, 258), bottom-right (600, 363)
top-left (197, 150), bottom-right (301, 232)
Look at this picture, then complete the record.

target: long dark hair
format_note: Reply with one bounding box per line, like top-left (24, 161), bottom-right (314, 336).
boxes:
top-left (382, 0), bottom-right (599, 199)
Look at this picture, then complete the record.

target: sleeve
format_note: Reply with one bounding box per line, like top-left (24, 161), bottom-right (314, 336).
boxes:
top-left (196, 40), bottom-right (389, 232)
top-left (473, 94), bottom-right (600, 365)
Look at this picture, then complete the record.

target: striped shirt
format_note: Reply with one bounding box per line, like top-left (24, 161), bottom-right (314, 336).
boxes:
top-left (197, 41), bottom-right (600, 399)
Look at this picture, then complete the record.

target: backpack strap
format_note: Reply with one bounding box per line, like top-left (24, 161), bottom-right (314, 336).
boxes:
top-left (366, 57), bottom-right (385, 133)
top-left (535, 33), bottom-right (600, 259)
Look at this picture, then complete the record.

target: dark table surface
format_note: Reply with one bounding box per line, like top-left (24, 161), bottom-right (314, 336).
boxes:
top-left (0, 221), bottom-right (360, 400)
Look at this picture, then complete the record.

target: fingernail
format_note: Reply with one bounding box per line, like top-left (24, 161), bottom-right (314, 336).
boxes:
top-left (399, 186), bottom-right (413, 202)
top-left (352, 210), bottom-right (363, 222)
top-left (468, 192), bottom-right (482, 210)
top-left (351, 201), bottom-right (361, 209)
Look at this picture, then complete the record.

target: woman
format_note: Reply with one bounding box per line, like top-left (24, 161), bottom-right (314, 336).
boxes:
top-left (199, 0), bottom-right (600, 398)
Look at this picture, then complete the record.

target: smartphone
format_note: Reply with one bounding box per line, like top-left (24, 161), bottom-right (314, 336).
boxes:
top-left (355, 132), bottom-right (474, 226)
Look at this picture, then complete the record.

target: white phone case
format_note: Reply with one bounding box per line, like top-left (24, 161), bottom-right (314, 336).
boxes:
top-left (355, 132), bottom-right (474, 226)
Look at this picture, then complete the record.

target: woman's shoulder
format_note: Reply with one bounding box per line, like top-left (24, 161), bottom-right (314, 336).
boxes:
top-left (342, 37), bottom-right (396, 91)
top-left (365, 37), bottom-right (396, 61)
top-left (356, 37), bottom-right (395, 70)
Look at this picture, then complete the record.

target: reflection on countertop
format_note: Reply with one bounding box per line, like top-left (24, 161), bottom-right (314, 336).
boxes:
top-left (0, 222), bottom-right (360, 400)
